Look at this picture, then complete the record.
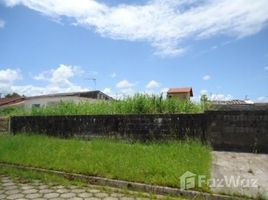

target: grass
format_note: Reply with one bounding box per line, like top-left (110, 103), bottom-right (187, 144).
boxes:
top-left (0, 94), bottom-right (205, 116)
top-left (0, 134), bottom-right (211, 191)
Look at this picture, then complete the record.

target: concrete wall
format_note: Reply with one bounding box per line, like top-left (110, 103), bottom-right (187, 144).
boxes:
top-left (209, 103), bottom-right (268, 111)
top-left (206, 110), bottom-right (268, 153)
top-left (167, 93), bottom-right (190, 101)
top-left (10, 110), bottom-right (268, 153)
top-left (0, 117), bottom-right (9, 133)
top-left (10, 114), bottom-right (206, 141)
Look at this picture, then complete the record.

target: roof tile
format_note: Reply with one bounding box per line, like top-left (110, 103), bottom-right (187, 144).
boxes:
top-left (167, 87), bottom-right (193, 96)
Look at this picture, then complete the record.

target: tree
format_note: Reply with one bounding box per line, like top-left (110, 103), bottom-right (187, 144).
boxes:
top-left (200, 94), bottom-right (209, 111)
top-left (5, 92), bottom-right (21, 98)
top-left (200, 94), bottom-right (208, 103)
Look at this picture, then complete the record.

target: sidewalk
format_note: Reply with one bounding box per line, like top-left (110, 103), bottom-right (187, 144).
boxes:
top-left (212, 151), bottom-right (268, 199)
top-left (0, 175), bottom-right (183, 200)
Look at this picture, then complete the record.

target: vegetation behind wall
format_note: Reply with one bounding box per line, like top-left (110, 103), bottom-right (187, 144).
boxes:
top-left (0, 94), bottom-right (204, 116)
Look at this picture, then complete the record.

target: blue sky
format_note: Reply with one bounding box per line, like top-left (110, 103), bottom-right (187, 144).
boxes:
top-left (0, 0), bottom-right (268, 101)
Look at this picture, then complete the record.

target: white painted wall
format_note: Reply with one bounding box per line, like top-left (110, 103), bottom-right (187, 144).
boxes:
top-left (167, 92), bottom-right (191, 101)
top-left (23, 96), bottom-right (98, 108)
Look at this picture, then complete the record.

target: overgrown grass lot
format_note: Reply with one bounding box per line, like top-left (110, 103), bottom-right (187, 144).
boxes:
top-left (0, 94), bottom-right (206, 116)
top-left (0, 134), bottom-right (211, 190)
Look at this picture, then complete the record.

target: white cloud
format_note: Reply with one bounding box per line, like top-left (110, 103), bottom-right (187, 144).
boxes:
top-left (11, 84), bottom-right (88, 96)
top-left (256, 96), bottom-right (268, 102)
top-left (146, 80), bottom-right (160, 89)
top-left (34, 64), bottom-right (83, 87)
top-left (198, 89), bottom-right (233, 101)
top-left (3, 0), bottom-right (268, 57)
top-left (102, 87), bottom-right (118, 99)
top-left (202, 75), bottom-right (211, 80)
top-left (0, 65), bottom-right (89, 96)
top-left (191, 89), bottom-right (208, 102)
top-left (116, 79), bottom-right (135, 89)
top-left (200, 89), bottom-right (208, 95)
top-left (114, 79), bottom-right (137, 98)
top-left (159, 87), bottom-right (169, 98)
top-left (0, 68), bottom-right (21, 84)
top-left (264, 66), bottom-right (268, 71)
top-left (210, 93), bottom-right (233, 101)
top-left (0, 68), bottom-right (22, 94)
top-left (29, 64), bottom-right (86, 95)
top-left (102, 87), bottom-right (111, 94)
top-left (161, 87), bottom-right (169, 93)
top-left (102, 87), bottom-right (134, 99)
top-left (119, 88), bottom-right (135, 97)
top-left (102, 87), bottom-right (113, 97)
top-left (0, 19), bottom-right (5, 28)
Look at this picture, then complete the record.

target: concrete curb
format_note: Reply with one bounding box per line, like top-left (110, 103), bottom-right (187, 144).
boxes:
top-left (0, 162), bottom-right (244, 200)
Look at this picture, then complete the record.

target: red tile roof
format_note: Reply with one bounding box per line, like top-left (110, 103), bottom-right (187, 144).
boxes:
top-left (167, 87), bottom-right (193, 96)
top-left (0, 97), bottom-right (25, 107)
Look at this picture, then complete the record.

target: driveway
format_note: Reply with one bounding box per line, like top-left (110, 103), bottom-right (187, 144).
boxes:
top-left (212, 151), bottom-right (268, 199)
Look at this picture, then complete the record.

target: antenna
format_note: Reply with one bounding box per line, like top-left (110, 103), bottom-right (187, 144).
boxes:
top-left (85, 78), bottom-right (97, 90)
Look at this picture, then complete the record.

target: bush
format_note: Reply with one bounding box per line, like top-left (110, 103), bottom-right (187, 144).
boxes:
top-left (0, 94), bottom-right (204, 116)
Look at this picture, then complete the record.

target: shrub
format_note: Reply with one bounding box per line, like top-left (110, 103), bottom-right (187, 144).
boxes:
top-left (0, 94), bottom-right (204, 116)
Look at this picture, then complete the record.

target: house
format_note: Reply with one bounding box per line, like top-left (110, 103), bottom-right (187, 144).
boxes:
top-left (167, 87), bottom-right (193, 101)
top-left (208, 100), bottom-right (268, 111)
top-left (209, 99), bottom-right (253, 105)
top-left (0, 90), bottom-right (113, 108)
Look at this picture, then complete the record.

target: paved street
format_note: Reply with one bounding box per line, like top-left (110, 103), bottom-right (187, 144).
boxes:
top-left (0, 175), bottom-right (178, 200)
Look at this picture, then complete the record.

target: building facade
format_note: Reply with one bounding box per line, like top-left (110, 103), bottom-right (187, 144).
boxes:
top-left (0, 90), bottom-right (113, 108)
top-left (167, 87), bottom-right (193, 101)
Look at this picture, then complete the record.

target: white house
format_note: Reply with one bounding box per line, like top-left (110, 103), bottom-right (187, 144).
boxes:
top-left (167, 87), bottom-right (193, 101)
top-left (0, 90), bottom-right (113, 108)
